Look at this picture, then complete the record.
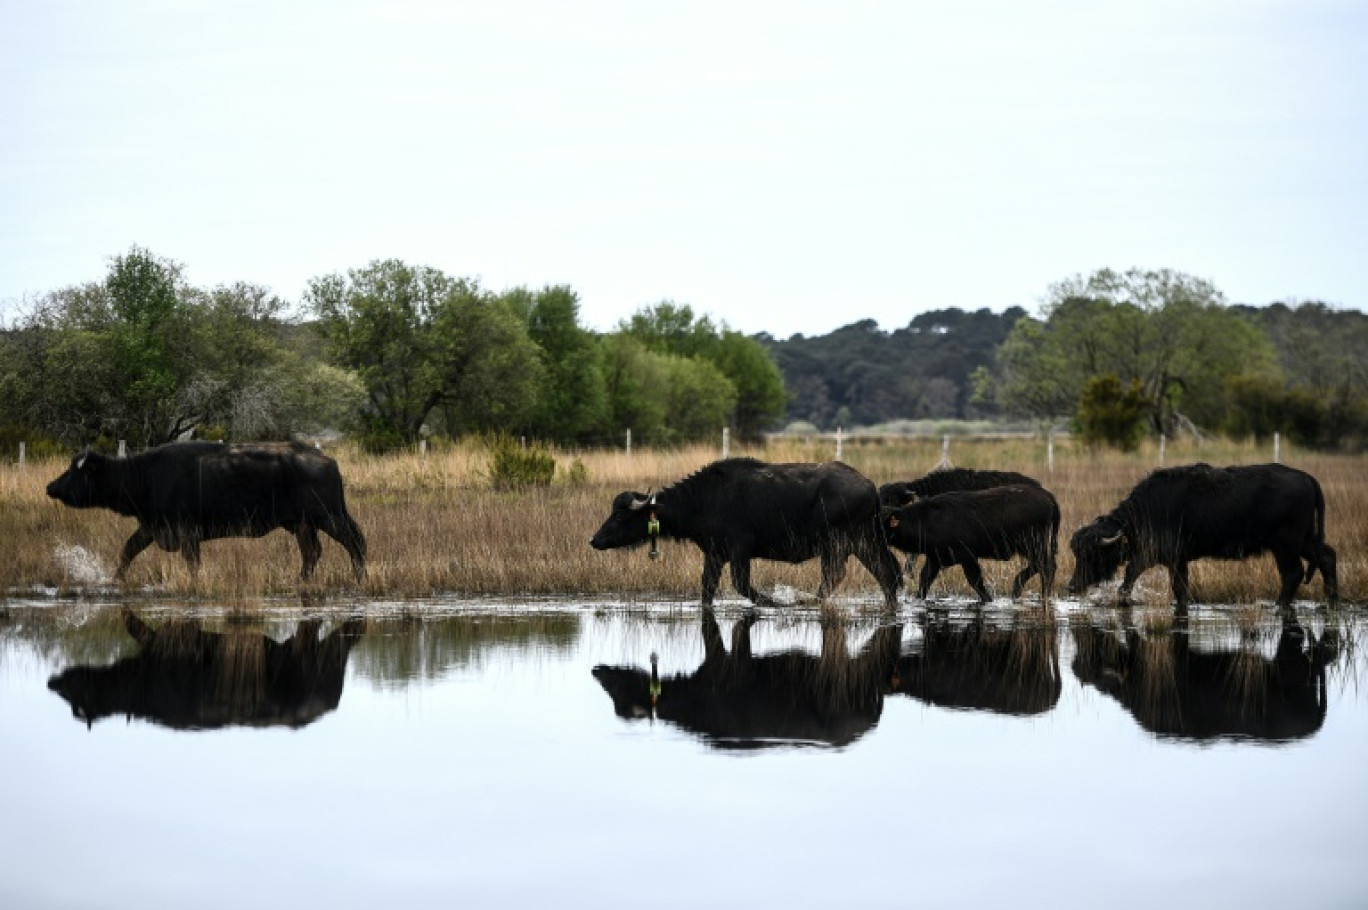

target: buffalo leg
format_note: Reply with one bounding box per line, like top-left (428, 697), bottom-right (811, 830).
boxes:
top-left (1040, 551), bottom-right (1057, 604)
top-left (961, 558), bottom-right (992, 604)
top-left (916, 557), bottom-right (942, 599)
top-left (730, 558), bottom-right (777, 608)
top-left (1011, 563), bottom-right (1037, 600)
top-left (1168, 561), bottom-right (1192, 610)
top-left (1118, 558), bottom-right (1148, 605)
top-left (700, 553), bottom-right (725, 607)
top-left (817, 547), bottom-right (848, 600)
top-left (115, 526), bottom-right (155, 580)
top-left (1274, 550), bottom-right (1303, 612)
top-left (296, 525), bottom-right (323, 579)
top-left (1318, 544), bottom-right (1339, 608)
top-left (855, 538), bottom-right (903, 609)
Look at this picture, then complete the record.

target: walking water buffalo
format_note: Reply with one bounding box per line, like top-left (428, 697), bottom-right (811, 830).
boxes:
top-left (46, 441), bottom-right (367, 581)
top-left (590, 458), bottom-right (902, 608)
top-left (592, 610), bottom-right (903, 748)
top-left (878, 467), bottom-right (1043, 578)
top-left (882, 484), bottom-right (1060, 602)
top-left (1066, 463), bottom-right (1337, 610)
top-left (1070, 615), bottom-right (1341, 742)
top-left (48, 610), bottom-right (366, 730)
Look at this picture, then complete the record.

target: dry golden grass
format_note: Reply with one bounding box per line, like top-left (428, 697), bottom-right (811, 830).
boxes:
top-left (2, 435), bottom-right (1364, 605)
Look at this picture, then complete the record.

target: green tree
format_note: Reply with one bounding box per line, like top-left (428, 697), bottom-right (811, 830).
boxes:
top-left (987, 268), bottom-right (1276, 434)
top-left (619, 301), bottom-right (785, 437)
top-left (308, 260), bottom-right (542, 448)
top-left (521, 285), bottom-right (609, 442)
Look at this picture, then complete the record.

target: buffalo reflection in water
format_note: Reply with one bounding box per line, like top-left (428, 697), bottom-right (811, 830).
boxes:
top-left (890, 612), bottom-right (1061, 717)
top-left (48, 609), bottom-right (365, 731)
top-left (593, 610), bottom-right (902, 749)
top-left (1071, 615), bottom-right (1342, 743)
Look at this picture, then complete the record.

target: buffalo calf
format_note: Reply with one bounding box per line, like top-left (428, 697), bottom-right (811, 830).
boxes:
top-left (882, 484), bottom-right (1059, 603)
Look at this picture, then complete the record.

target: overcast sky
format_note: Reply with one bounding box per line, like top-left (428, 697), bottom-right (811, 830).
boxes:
top-left (2, 1), bottom-right (1364, 337)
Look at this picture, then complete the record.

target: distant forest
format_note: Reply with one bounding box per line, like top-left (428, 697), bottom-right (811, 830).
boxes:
top-left (3, 253), bottom-right (1366, 453)
top-left (763, 269), bottom-right (1368, 451)
top-left (758, 307), bottom-right (1026, 428)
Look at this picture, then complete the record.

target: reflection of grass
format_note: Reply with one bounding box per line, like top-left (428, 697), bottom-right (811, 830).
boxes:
top-left (3, 437), bottom-right (1365, 603)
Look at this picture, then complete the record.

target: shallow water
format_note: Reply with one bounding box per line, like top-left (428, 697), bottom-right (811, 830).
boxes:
top-left (2, 597), bottom-right (1365, 909)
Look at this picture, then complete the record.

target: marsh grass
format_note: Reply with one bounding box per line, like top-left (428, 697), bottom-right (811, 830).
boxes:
top-left (2, 436), bottom-right (1364, 605)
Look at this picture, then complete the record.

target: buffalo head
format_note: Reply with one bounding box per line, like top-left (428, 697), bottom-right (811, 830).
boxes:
top-left (46, 451), bottom-right (108, 509)
top-left (1066, 517), bottom-right (1128, 594)
top-left (590, 490), bottom-right (657, 550)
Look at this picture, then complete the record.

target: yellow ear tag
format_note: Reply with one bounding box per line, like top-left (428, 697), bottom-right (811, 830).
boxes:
top-left (889, 516), bottom-right (900, 528)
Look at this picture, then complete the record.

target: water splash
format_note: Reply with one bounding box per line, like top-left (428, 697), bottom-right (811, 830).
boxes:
top-left (53, 544), bottom-right (113, 585)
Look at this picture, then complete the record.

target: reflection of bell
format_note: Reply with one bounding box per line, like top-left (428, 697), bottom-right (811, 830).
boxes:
top-left (649, 652), bottom-right (661, 721)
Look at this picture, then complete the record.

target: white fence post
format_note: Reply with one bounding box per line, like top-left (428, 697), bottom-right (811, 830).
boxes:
top-left (1274, 432), bottom-right (1281, 463)
top-left (18, 442), bottom-right (24, 467)
top-left (1159, 433), bottom-right (1166, 465)
top-left (419, 438), bottom-right (427, 456)
top-left (939, 434), bottom-right (951, 468)
top-left (1046, 430), bottom-right (1054, 475)
top-left (721, 427), bottom-right (730, 460)
top-left (835, 427), bottom-right (843, 461)
top-left (625, 428), bottom-right (632, 459)
top-left (118, 440), bottom-right (127, 458)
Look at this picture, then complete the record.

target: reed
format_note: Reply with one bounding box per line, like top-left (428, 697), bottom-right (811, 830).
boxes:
top-left (2, 436), bottom-right (1364, 605)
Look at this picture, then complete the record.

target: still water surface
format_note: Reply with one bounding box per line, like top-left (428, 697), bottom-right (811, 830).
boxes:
top-left (2, 598), bottom-right (1365, 909)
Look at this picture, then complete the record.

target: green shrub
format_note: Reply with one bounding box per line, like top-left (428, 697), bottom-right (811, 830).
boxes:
top-left (1076, 375), bottom-right (1148, 452)
top-left (486, 433), bottom-right (555, 490)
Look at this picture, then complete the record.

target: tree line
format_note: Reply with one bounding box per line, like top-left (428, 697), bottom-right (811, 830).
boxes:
top-left (0, 249), bottom-right (786, 453)
top-left (2, 253), bottom-right (1363, 454)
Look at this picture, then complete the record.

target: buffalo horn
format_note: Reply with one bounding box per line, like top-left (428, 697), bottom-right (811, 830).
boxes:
top-left (1100, 532), bottom-right (1125, 546)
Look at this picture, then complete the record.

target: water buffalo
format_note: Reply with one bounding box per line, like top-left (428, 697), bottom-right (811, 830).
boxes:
top-left (46, 441), bottom-right (367, 581)
top-left (1070, 615), bottom-right (1341, 742)
top-left (592, 610), bottom-right (903, 749)
top-left (590, 457), bottom-right (902, 608)
top-left (882, 484), bottom-right (1060, 602)
top-left (48, 610), bottom-right (366, 730)
top-left (878, 467), bottom-right (1043, 577)
top-left (1066, 463), bottom-right (1337, 610)
top-left (891, 613), bottom-right (1061, 717)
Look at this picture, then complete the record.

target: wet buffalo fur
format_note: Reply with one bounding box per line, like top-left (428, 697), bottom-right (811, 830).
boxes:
top-left (46, 441), bottom-right (367, 582)
top-left (1067, 463), bottom-right (1338, 611)
top-left (591, 457), bottom-right (902, 609)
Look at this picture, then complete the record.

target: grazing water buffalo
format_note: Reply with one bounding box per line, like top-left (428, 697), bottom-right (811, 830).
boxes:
top-left (592, 610), bottom-right (903, 749)
top-left (48, 610), bottom-right (366, 730)
top-left (1070, 616), bottom-right (1341, 742)
top-left (1066, 463), bottom-right (1337, 610)
top-left (883, 484), bottom-right (1060, 602)
top-left (590, 458), bottom-right (902, 608)
top-left (46, 441), bottom-right (367, 581)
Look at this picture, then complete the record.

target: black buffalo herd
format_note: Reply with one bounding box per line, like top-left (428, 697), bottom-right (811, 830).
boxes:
top-left (45, 442), bottom-right (1342, 612)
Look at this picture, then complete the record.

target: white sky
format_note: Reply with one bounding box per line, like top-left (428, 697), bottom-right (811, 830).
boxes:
top-left (2, 1), bottom-right (1364, 337)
